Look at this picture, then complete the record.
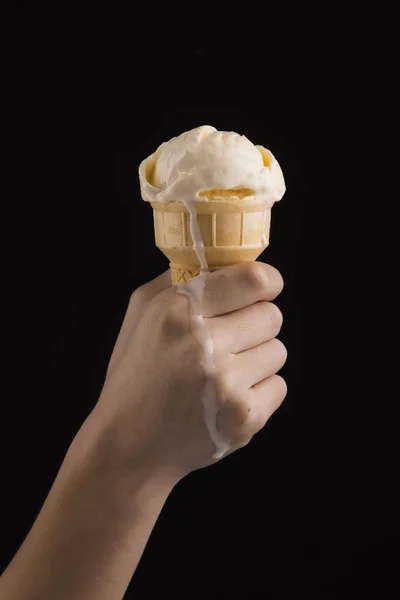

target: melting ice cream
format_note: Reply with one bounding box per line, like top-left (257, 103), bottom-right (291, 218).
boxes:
top-left (139, 125), bottom-right (285, 205)
top-left (139, 126), bottom-right (286, 459)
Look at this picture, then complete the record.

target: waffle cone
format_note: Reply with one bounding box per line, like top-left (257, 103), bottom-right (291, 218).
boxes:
top-left (151, 196), bottom-right (271, 285)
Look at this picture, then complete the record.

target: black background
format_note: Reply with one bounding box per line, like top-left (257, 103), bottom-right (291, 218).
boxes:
top-left (4, 4), bottom-right (399, 598)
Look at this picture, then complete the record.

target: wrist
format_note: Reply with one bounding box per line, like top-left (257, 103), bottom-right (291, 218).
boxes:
top-left (67, 408), bottom-right (180, 500)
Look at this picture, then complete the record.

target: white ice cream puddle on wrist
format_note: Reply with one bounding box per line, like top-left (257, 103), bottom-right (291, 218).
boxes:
top-left (174, 199), bottom-right (231, 460)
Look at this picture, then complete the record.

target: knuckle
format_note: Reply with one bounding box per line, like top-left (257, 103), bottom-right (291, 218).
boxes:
top-left (273, 374), bottom-right (288, 402)
top-left (231, 396), bottom-right (254, 429)
top-left (266, 302), bottom-right (283, 332)
top-left (218, 377), bottom-right (249, 422)
top-left (226, 388), bottom-right (255, 424)
top-left (257, 301), bottom-right (283, 334)
top-left (271, 265), bottom-right (285, 295)
top-left (242, 262), bottom-right (270, 294)
top-left (237, 403), bottom-right (265, 441)
top-left (243, 405), bottom-right (264, 434)
top-left (218, 384), bottom-right (265, 443)
top-left (273, 338), bottom-right (288, 363)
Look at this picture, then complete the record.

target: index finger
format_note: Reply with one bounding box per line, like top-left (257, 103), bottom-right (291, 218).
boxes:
top-left (202, 262), bottom-right (284, 317)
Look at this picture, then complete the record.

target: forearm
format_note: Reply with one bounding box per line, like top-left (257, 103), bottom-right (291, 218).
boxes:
top-left (0, 412), bottom-right (176, 600)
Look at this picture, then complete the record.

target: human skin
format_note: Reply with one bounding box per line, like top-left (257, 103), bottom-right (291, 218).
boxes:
top-left (0, 262), bottom-right (287, 599)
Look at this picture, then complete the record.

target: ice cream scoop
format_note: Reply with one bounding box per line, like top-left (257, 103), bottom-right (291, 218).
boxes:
top-left (139, 125), bottom-right (285, 206)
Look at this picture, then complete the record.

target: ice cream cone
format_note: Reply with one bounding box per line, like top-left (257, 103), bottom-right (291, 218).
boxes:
top-left (151, 193), bottom-right (272, 285)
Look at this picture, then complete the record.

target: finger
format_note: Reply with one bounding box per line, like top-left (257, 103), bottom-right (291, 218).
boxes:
top-left (249, 374), bottom-right (288, 426)
top-left (202, 262), bottom-right (284, 318)
top-left (216, 374), bottom-right (287, 444)
top-left (229, 338), bottom-right (287, 389)
top-left (208, 301), bottom-right (283, 355)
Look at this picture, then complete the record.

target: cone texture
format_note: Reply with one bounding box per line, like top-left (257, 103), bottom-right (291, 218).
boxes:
top-left (151, 197), bottom-right (271, 285)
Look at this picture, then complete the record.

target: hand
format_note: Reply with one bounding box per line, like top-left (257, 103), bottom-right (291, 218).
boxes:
top-left (92, 262), bottom-right (287, 482)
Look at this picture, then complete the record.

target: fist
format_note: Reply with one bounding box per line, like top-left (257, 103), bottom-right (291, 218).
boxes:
top-left (94, 262), bottom-right (287, 481)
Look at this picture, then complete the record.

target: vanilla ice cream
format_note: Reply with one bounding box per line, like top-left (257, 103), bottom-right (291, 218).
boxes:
top-left (139, 125), bottom-right (285, 206)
